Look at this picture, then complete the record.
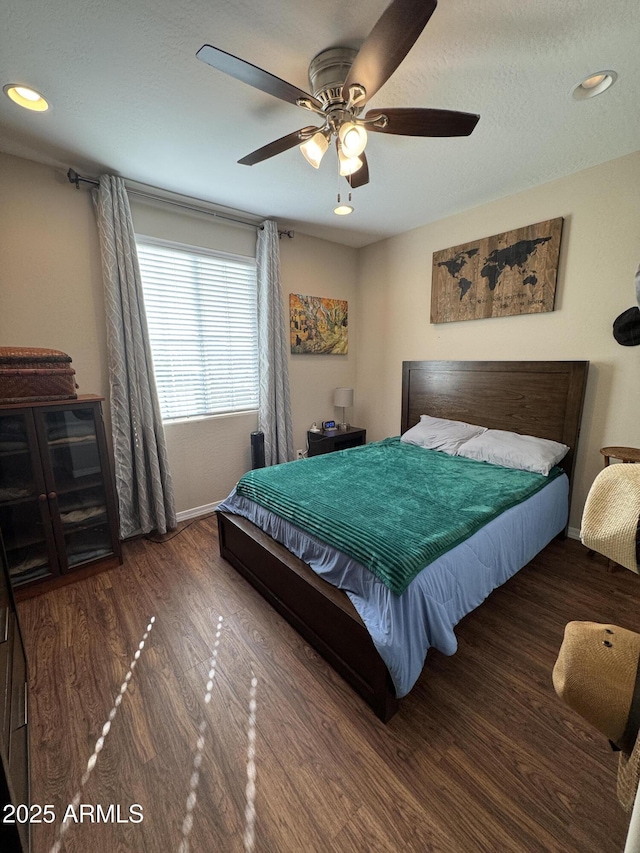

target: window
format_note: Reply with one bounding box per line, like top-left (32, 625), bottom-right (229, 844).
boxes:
top-left (136, 237), bottom-right (258, 421)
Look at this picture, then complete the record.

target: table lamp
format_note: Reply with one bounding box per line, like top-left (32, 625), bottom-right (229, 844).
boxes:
top-left (334, 387), bottom-right (354, 430)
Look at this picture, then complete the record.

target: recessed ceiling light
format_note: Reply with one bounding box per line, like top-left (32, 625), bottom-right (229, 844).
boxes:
top-left (3, 84), bottom-right (49, 111)
top-left (572, 70), bottom-right (617, 100)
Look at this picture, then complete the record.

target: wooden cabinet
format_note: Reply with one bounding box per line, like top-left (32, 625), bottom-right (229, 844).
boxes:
top-left (307, 426), bottom-right (366, 457)
top-left (0, 396), bottom-right (121, 596)
top-left (0, 530), bottom-right (29, 852)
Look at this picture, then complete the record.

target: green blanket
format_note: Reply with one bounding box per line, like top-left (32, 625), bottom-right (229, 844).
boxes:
top-left (236, 438), bottom-right (561, 595)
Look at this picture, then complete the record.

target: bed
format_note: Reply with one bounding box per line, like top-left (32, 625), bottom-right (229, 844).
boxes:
top-left (216, 360), bottom-right (589, 721)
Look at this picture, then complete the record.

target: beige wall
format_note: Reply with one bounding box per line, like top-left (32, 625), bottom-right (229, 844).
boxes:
top-left (0, 151), bottom-right (358, 515)
top-left (0, 153), bottom-right (109, 399)
top-left (357, 151), bottom-right (640, 530)
top-left (281, 233), bottom-right (358, 450)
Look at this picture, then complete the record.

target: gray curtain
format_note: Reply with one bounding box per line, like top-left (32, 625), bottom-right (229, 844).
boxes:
top-left (93, 175), bottom-right (177, 537)
top-left (256, 220), bottom-right (294, 465)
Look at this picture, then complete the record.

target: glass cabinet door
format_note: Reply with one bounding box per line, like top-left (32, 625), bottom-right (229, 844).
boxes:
top-left (38, 406), bottom-right (115, 570)
top-left (0, 412), bottom-right (57, 584)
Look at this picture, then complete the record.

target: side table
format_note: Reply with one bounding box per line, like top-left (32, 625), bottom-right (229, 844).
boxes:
top-left (600, 446), bottom-right (640, 467)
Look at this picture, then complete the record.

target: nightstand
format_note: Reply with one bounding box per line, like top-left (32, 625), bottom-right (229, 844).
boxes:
top-left (307, 426), bottom-right (366, 457)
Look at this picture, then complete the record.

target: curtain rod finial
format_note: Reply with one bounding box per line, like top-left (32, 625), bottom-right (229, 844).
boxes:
top-left (67, 168), bottom-right (80, 189)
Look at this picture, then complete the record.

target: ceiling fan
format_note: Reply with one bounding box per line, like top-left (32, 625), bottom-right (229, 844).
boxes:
top-left (196, 0), bottom-right (479, 190)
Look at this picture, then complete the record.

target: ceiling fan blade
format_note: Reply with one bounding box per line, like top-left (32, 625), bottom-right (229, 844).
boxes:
top-left (197, 45), bottom-right (323, 111)
top-left (238, 126), bottom-right (320, 166)
top-left (347, 153), bottom-right (370, 189)
top-left (342, 0), bottom-right (437, 103)
top-left (365, 107), bottom-right (480, 137)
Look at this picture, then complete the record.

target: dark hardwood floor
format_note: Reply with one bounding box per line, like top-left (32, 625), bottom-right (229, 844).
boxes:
top-left (17, 517), bottom-right (640, 852)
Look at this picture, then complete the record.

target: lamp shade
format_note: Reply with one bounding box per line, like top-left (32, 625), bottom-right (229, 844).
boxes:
top-left (338, 147), bottom-right (363, 177)
top-left (338, 122), bottom-right (367, 158)
top-left (334, 387), bottom-right (354, 408)
top-left (300, 132), bottom-right (329, 169)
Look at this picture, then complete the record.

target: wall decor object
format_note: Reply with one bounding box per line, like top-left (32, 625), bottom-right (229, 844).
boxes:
top-left (290, 294), bottom-right (348, 354)
top-left (431, 217), bottom-right (564, 324)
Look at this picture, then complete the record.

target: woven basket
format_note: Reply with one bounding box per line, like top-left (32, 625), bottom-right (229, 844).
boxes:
top-left (0, 346), bottom-right (72, 369)
top-left (0, 347), bottom-right (77, 404)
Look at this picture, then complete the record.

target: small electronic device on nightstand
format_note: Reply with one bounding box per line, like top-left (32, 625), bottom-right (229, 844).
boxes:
top-left (322, 420), bottom-right (337, 431)
top-left (309, 422), bottom-right (321, 433)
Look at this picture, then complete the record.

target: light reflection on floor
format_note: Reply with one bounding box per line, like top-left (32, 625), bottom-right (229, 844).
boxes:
top-left (47, 617), bottom-right (156, 853)
top-left (45, 612), bottom-right (260, 852)
top-left (178, 615), bottom-right (223, 853)
top-left (243, 673), bottom-right (258, 853)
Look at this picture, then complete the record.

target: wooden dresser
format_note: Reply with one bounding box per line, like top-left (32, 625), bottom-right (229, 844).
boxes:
top-left (0, 529), bottom-right (29, 852)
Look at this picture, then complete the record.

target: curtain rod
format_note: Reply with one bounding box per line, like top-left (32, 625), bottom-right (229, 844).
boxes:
top-left (66, 169), bottom-right (294, 238)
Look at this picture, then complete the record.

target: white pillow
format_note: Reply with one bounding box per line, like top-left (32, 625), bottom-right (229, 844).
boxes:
top-left (456, 429), bottom-right (569, 475)
top-left (400, 414), bottom-right (486, 455)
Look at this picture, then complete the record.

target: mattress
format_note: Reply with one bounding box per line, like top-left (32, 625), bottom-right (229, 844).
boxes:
top-left (218, 471), bottom-right (568, 697)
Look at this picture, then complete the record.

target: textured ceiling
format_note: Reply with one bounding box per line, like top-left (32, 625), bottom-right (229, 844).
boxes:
top-left (1, 0), bottom-right (639, 247)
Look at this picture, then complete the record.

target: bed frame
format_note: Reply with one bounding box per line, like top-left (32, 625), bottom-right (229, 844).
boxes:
top-left (217, 360), bottom-right (588, 722)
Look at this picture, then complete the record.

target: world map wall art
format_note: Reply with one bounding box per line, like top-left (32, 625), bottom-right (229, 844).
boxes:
top-left (431, 218), bottom-right (564, 324)
top-left (290, 294), bottom-right (348, 354)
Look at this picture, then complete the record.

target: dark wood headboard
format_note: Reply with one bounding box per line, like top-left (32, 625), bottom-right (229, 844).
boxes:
top-left (401, 361), bottom-right (589, 488)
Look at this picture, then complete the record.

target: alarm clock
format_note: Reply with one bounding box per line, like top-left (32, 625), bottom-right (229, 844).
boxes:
top-left (322, 420), bottom-right (337, 431)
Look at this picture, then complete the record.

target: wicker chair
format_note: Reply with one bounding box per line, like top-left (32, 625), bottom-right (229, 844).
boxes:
top-left (581, 464), bottom-right (640, 573)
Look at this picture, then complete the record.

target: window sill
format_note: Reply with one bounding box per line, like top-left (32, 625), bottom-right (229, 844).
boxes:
top-left (162, 410), bottom-right (258, 427)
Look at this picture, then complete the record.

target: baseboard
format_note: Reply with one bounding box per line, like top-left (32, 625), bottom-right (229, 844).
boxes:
top-left (176, 501), bottom-right (221, 522)
top-left (567, 526), bottom-right (581, 541)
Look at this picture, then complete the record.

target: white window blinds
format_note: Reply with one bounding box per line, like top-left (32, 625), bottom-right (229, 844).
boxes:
top-left (136, 238), bottom-right (258, 421)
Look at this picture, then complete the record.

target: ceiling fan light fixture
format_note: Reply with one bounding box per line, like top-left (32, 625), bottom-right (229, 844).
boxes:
top-left (338, 150), bottom-right (363, 177)
top-left (198, 0), bottom-right (477, 191)
top-left (3, 84), bottom-right (49, 111)
top-left (338, 122), bottom-right (367, 158)
top-left (299, 131), bottom-right (329, 168)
